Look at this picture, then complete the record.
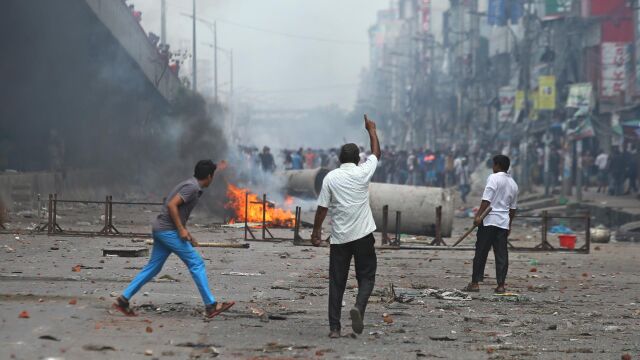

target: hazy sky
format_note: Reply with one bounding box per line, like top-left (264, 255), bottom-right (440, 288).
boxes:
top-left (133, 0), bottom-right (395, 110)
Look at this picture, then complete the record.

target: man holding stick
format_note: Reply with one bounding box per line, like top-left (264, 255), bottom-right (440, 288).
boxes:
top-left (464, 155), bottom-right (518, 294)
top-left (311, 115), bottom-right (380, 338)
top-left (114, 160), bottom-right (235, 318)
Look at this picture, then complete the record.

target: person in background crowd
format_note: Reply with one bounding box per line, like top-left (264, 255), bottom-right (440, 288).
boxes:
top-left (283, 150), bottom-right (293, 170)
top-left (581, 150), bottom-right (594, 191)
top-left (630, 144), bottom-right (640, 194)
top-left (291, 149), bottom-right (303, 170)
top-left (260, 146), bottom-right (275, 173)
top-left (457, 157), bottom-right (471, 203)
top-left (304, 148), bottom-right (316, 169)
top-left (406, 150), bottom-right (418, 185)
top-left (609, 148), bottom-right (625, 196)
top-left (595, 149), bottom-right (609, 193)
top-left (327, 149), bottom-right (340, 170)
top-left (445, 152), bottom-right (455, 187)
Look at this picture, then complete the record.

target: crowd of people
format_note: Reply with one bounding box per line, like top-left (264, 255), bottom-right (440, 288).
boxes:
top-left (236, 145), bottom-right (479, 203)
top-left (235, 141), bottom-right (640, 201)
top-left (527, 143), bottom-right (639, 196)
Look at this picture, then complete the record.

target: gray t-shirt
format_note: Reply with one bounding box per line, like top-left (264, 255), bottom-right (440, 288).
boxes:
top-left (152, 177), bottom-right (203, 232)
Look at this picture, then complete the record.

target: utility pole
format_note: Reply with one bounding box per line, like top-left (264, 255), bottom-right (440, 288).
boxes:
top-left (161, 0), bottom-right (166, 46)
top-left (230, 49), bottom-right (234, 98)
top-left (192, 0), bottom-right (197, 91)
top-left (214, 21), bottom-right (218, 101)
top-left (521, 0), bottom-right (533, 193)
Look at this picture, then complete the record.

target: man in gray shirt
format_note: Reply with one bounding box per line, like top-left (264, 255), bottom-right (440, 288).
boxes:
top-left (113, 160), bottom-right (235, 318)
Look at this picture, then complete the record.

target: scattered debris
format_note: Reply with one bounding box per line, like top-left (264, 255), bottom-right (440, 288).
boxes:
top-left (144, 349), bottom-right (153, 356)
top-left (189, 346), bottom-right (219, 358)
top-left (489, 293), bottom-right (532, 302)
top-left (604, 325), bottom-right (623, 332)
top-left (102, 248), bottom-right (149, 258)
top-left (550, 225), bottom-right (574, 234)
top-left (382, 313), bottom-right (393, 324)
top-left (82, 344), bottom-right (115, 352)
top-left (250, 307), bottom-right (269, 322)
top-left (158, 274), bottom-right (180, 282)
top-left (429, 335), bottom-right (456, 341)
top-left (145, 326), bottom-right (153, 333)
top-left (18, 310), bottom-right (29, 319)
top-left (221, 271), bottom-right (263, 276)
top-left (425, 288), bottom-right (472, 301)
top-left (38, 335), bottom-right (60, 341)
top-left (68, 298), bottom-right (77, 305)
top-left (71, 264), bottom-right (82, 272)
top-left (4, 245), bottom-right (15, 253)
top-left (527, 284), bottom-right (549, 292)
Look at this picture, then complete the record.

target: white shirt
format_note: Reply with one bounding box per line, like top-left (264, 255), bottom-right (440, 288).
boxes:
top-left (317, 155), bottom-right (378, 244)
top-left (482, 172), bottom-right (518, 230)
top-left (595, 153), bottom-right (608, 170)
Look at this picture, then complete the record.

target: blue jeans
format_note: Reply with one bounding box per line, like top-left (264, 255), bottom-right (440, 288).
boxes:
top-left (122, 230), bottom-right (216, 305)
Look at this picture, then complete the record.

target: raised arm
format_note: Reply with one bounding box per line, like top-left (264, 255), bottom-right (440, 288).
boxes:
top-left (364, 114), bottom-right (381, 159)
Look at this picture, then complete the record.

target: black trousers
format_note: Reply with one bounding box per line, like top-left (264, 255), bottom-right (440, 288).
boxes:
top-left (329, 233), bottom-right (377, 331)
top-left (472, 224), bottom-right (509, 285)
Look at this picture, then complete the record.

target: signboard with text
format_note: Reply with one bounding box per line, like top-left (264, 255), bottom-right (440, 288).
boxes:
top-left (498, 87), bottom-right (516, 122)
top-left (601, 42), bottom-right (630, 97)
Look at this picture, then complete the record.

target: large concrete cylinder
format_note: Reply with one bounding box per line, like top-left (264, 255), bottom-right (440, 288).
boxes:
top-left (282, 168), bottom-right (330, 198)
top-left (369, 183), bottom-right (454, 237)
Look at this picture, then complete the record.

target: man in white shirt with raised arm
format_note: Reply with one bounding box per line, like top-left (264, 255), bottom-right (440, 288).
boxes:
top-left (311, 115), bottom-right (381, 338)
top-left (464, 155), bottom-right (518, 294)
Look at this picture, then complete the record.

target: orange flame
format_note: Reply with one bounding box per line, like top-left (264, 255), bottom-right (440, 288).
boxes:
top-left (225, 184), bottom-right (295, 227)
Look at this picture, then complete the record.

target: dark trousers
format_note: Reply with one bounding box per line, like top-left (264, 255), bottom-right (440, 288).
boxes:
top-left (329, 233), bottom-right (377, 331)
top-left (472, 224), bottom-right (509, 285)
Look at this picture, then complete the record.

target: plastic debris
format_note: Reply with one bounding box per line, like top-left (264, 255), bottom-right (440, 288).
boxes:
top-left (82, 344), bottom-right (115, 351)
top-left (382, 313), bottom-right (393, 324)
top-left (549, 225), bottom-right (574, 234)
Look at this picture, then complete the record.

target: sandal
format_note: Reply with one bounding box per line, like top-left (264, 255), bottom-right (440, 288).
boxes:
top-left (205, 301), bottom-right (235, 318)
top-left (112, 296), bottom-right (136, 317)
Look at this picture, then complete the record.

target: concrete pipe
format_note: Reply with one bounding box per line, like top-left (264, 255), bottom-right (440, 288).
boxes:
top-left (282, 168), bottom-right (330, 198)
top-left (369, 183), bottom-right (454, 237)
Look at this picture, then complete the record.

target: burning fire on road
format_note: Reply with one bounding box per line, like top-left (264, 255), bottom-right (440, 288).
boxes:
top-left (225, 184), bottom-right (296, 227)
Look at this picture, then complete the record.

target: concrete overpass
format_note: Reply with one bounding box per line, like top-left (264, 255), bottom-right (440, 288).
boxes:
top-left (0, 0), bottom-right (184, 172)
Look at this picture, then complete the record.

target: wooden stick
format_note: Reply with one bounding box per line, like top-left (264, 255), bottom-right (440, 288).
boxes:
top-left (144, 240), bottom-right (249, 249)
top-left (452, 206), bottom-right (492, 247)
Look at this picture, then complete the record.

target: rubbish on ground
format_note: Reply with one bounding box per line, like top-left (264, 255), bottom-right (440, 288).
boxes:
top-left (68, 298), bottom-right (77, 305)
top-left (221, 271), bottom-right (263, 276)
top-left (382, 313), bottom-right (393, 324)
top-left (527, 284), bottom-right (549, 292)
top-left (528, 259), bottom-right (539, 266)
top-left (489, 293), bottom-right (532, 302)
top-left (82, 344), bottom-right (115, 351)
top-left (549, 225), bottom-right (574, 234)
top-left (530, 267), bottom-right (537, 272)
top-left (604, 325), bottom-right (623, 332)
top-left (425, 288), bottom-right (472, 301)
top-left (4, 245), bottom-right (15, 253)
top-left (158, 274), bottom-right (180, 282)
top-left (250, 307), bottom-right (269, 322)
top-left (590, 225), bottom-right (611, 243)
top-left (429, 335), bottom-right (456, 341)
top-left (144, 349), bottom-right (153, 356)
top-left (145, 326), bottom-right (153, 333)
top-left (18, 310), bottom-right (29, 318)
top-left (393, 287), bottom-right (472, 302)
top-left (102, 248), bottom-right (149, 258)
top-left (39, 335), bottom-right (60, 341)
